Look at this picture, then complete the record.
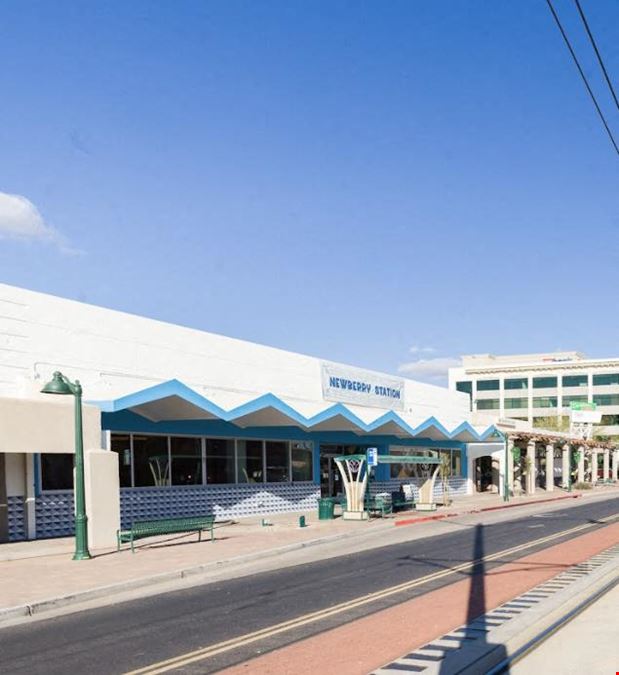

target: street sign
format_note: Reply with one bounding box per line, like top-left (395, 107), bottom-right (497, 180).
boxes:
top-left (571, 409), bottom-right (602, 423)
top-left (569, 402), bottom-right (597, 411)
top-left (569, 401), bottom-right (601, 423)
top-left (367, 447), bottom-right (378, 467)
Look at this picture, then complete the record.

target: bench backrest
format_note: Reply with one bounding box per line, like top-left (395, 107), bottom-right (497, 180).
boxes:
top-left (131, 516), bottom-right (214, 533)
top-left (402, 484), bottom-right (414, 501)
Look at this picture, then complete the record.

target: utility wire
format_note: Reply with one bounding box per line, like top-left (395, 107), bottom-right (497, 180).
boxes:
top-left (545, 0), bottom-right (619, 156)
top-left (574, 0), bottom-right (619, 112)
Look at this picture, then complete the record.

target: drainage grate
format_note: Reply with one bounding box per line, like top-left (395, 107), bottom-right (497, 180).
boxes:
top-left (372, 543), bottom-right (619, 674)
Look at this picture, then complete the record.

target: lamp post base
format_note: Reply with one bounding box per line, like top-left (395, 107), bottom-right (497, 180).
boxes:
top-left (73, 551), bottom-right (92, 561)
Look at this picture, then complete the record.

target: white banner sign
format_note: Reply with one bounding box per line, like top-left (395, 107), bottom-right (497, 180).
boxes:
top-left (321, 363), bottom-right (405, 411)
top-left (570, 409), bottom-right (602, 424)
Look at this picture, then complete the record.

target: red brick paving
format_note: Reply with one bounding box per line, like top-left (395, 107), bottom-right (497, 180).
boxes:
top-left (221, 521), bottom-right (619, 675)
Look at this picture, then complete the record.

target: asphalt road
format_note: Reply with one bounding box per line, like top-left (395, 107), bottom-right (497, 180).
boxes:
top-left (1, 498), bottom-right (618, 675)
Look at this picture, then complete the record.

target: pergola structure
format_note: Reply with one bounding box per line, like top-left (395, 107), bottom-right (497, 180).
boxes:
top-left (334, 453), bottom-right (441, 519)
top-left (502, 428), bottom-right (618, 496)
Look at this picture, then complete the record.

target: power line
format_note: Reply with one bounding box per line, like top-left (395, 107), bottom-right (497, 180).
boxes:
top-left (574, 0), bottom-right (619, 112)
top-left (545, 0), bottom-right (619, 156)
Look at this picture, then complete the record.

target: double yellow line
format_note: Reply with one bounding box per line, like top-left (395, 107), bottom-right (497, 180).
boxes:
top-left (127, 515), bottom-right (617, 674)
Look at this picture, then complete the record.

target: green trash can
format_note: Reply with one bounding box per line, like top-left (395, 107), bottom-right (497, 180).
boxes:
top-left (318, 497), bottom-right (335, 520)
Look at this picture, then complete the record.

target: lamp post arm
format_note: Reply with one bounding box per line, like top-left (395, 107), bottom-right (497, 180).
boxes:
top-left (56, 372), bottom-right (81, 397)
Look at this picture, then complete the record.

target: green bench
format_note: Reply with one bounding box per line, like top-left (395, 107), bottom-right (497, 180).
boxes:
top-left (365, 494), bottom-right (393, 518)
top-left (391, 484), bottom-right (415, 511)
top-left (117, 515), bottom-right (216, 553)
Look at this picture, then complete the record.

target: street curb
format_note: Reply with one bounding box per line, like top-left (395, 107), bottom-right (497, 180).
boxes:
top-left (0, 490), bottom-right (611, 626)
top-left (394, 493), bottom-right (582, 527)
top-left (0, 519), bottom-right (396, 625)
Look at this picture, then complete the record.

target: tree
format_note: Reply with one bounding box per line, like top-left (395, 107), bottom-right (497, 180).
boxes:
top-left (532, 416), bottom-right (570, 432)
top-left (439, 452), bottom-right (452, 506)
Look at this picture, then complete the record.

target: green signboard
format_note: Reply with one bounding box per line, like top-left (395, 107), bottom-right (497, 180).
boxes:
top-left (569, 401), bottom-right (597, 411)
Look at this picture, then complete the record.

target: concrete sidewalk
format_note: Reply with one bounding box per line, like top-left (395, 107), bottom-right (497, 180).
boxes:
top-left (1, 485), bottom-right (617, 625)
top-left (510, 579), bottom-right (619, 675)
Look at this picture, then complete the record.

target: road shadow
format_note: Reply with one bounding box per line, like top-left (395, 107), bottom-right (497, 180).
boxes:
top-left (438, 523), bottom-right (509, 674)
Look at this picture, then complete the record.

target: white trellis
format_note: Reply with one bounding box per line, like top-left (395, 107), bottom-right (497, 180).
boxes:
top-left (334, 454), bottom-right (369, 520)
top-left (334, 453), bottom-right (442, 519)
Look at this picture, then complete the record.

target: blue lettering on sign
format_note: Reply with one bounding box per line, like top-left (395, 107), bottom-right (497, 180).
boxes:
top-left (328, 376), bottom-right (401, 399)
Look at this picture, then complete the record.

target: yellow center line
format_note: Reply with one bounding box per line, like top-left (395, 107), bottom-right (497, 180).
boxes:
top-left (126, 515), bottom-right (618, 674)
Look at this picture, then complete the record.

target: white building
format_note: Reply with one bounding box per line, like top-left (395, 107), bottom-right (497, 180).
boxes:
top-left (448, 352), bottom-right (619, 438)
top-left (1, 283), bottom-right (506, 544)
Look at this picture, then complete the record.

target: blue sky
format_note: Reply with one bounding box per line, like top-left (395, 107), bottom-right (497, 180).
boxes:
top-left (1, 0), bottom-right (618, 383)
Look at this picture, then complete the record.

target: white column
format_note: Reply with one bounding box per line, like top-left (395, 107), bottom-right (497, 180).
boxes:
top-left (562, 445), bottom-right (570, 489)
top-left (613, 450), bottom-right (618, 482)
top-left (84, 449), bottom-right (120, 549)
top-left (603, 449), bottom-right (610, 482)
top-left (591, 448), bottom-right (598, 484)
top-left (546, 444), bottom-right (554, 492)
top-left (507, 438), bottom-right (515, 497)
top-left (25, 453), bottom-right (37, 539)
top-left (527, 441), bottom-right (536, 495)
top-left (577, 446), bottom-right (585, 484)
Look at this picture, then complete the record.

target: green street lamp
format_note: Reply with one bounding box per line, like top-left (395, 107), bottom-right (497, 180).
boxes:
top-left (41, 371), bottom-right (91, 560)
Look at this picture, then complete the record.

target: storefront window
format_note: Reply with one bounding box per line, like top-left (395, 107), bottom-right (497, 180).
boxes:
top-left (504, 398), bottom-right (528, 409)
top-left (171, 436), bottom-right (202, 485)
top-left (600, 414), bottom-right (619, 425)
top-left (505, 378), bottom-right (528, 390)
top-left (533, 376), bottom-right (558, 389)
top-left (451, 449), bottom-right (462, 476)
top-left (388, 447), bottom-right (461, 479)
top-left (477, 399), bottom-right (499, 410)
top-left (593, 394), bottom-right (619, 406)
top-left (476, 379), bottom-right (499, 391)
top-left (593, 373), bottom-right (619, 386)
top-left (562, 395), bottom-right (587, 407)
top-left (563, 375), bottom-right (588, 387)
top-left (133, 435), bottom-right (169, 486)
top-left (438, 449), bottom-right (451, 477)
top-left (292, 442), bottom-right (313, 481)
top-left (266, 441), bottom-right (289, 482)
top-left (389, 447), bottom-right (434, 479)
top-left (456, 381), bottom-right (472, 395)
top-left (206, 438), bottom-right (235, 483)
top-left (41, 453), bottom-right (73, 490)
top-left (111, 434), bottom-right (132, 487)
top-left (533, 396), bottom-right (558, 408)
top-left (237, 440), bottom-right (264, 483)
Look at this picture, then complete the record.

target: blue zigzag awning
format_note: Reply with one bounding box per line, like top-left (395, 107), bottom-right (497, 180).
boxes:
top-left (94, 379), bottom-right (500, 443)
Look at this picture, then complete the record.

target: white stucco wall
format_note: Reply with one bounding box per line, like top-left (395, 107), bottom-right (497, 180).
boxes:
top-left (0, 397), bottom-right (101, 454)
top-left (5, 453), bottom-right (25, 497)
top-left (0, 283), bottom-right (470, 426)
top-left (466, 442), bottom-right (505, 494)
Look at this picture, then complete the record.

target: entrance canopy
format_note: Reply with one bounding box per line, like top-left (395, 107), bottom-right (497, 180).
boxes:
top-left (95, 379), bottom-right (499, 443)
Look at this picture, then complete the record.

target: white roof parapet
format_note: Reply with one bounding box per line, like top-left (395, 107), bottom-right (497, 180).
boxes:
top-left (94, 379), bottom-right (500, 444)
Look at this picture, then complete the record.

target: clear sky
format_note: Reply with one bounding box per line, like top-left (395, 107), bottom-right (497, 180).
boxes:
top-left (1, 0), bottom-right (618, 384)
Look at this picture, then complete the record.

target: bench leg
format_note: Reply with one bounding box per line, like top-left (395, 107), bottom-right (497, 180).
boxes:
top-left (210, 527), bottom-right (214, 542)
top-left (131, 535), bottom-right (135, 554)
top-left (198, 529), bottom-right (202, 543)
top-left (117, 531), bottom-right (121, 552)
